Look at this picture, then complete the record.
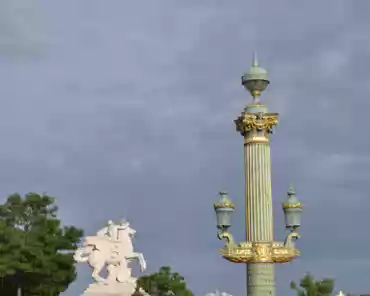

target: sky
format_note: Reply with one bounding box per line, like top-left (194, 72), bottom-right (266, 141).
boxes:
top-left (0, 0), bottom-right (369, 295)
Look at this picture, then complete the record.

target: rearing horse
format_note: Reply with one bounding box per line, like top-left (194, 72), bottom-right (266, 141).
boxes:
top-left (74, 222), bottom-right (147, 283)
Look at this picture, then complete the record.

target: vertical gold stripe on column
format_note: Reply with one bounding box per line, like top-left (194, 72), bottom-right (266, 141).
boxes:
top-left (263, 145), bottom-right (271, 240)
top-left (260, 144), bottom-right (265, 240)
top-left (267, 144), bottom-right (273, 240)
top-left (258, 144), bottom-right (264, 240)
top-left (246, 143), bottom-right (249, 240)
top-left (245, 143), bottom-right (250, 240)
top-left (251, 143), bottom-right (255, 240)
top-left (259, 144), bottom-right (263, 240)
top-left (266, 145), bottom-right (271, 239)
top-left (266, 146), bottom-right (273, 239)
top-left (246, 143), bottom-right (251, 241)
top-left (249, 144), bottom-right (252, 240)
top-left (257, 144), bottom-right (262, 240)
top-left (261, 144), bottom-right (266, 240)
top-left (254, 144), bottom-right (259, 240)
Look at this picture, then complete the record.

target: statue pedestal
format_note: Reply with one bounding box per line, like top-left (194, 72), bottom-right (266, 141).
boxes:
top-left (82, 279), bottom-right (145, 296)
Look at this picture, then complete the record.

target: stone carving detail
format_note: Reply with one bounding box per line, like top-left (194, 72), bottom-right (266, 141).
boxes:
top-left (74, 219), bottom-right (148, 296)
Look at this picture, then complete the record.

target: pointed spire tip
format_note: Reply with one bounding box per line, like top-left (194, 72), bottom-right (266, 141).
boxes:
top-left (252, 51), bottom-right (259, 67)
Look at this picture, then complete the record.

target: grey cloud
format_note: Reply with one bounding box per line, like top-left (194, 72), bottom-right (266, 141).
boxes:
top-left (0, 1), bottom-right (369, 296)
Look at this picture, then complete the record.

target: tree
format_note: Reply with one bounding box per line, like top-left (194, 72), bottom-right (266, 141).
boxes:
top-left (136, 266), bottom-right (193, 296)
top-left (0, 193), bottom-right (84, 295)
top-left (290, 273), bottom-right (335, 296)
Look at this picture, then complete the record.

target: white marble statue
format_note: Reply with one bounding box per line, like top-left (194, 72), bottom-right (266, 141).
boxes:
top-left (205, 290), bottom-right (233, 296)
top-left (74, 219), bottom-right (147, 296)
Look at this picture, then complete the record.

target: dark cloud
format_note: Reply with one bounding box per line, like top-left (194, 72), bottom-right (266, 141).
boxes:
top-left (0, 0), bottom-right (368, 295)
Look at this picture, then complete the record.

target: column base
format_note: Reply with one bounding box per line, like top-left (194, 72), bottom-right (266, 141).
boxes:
top-left (247, 263), bottom-right (275, 296)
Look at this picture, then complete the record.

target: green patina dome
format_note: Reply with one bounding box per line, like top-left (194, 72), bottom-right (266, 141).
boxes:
top-left (282, 184), bottom-right (303, 209)
top-left (241, 52), bottom-right (269, 83)
top-left (241, 52), bottom-right (270, 99)
top-left (214, 191), bottom-right (235, 210)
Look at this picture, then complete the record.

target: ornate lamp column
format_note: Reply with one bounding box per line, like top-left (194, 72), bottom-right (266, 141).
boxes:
top-left (213, 54), bottom-right (303, 296)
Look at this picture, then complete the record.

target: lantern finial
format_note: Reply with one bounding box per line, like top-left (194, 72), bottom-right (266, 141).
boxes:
top-left (241, 52), bottom-right (270, 102)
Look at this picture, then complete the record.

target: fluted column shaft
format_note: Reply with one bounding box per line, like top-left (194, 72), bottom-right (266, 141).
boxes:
top-left (244, 142), bottom-right (273, 242)
top-left (244, 142), bottom-right (275, 296)
top-left (235, 104), bottom-right (279, 296)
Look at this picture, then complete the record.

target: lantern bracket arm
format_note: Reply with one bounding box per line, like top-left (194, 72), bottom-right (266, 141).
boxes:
top-left (283, 231), bottom-right (300, 249)
top-left (217, 231), bottom-right (237, 248)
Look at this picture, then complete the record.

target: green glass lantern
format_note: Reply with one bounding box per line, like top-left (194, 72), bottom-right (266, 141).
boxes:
top-left (282, 185), bottom-right (303, 231)
top-left (214, 191), bottom-right (235, 231)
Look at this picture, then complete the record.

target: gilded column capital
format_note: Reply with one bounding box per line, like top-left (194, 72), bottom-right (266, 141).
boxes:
top-left (235, 112), bottom-right (279, 135)
top-left (235, 111), bottom-right (279, 143)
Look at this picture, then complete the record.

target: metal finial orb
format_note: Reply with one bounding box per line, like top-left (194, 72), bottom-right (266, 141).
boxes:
top-left (241, 52), bottom-right (270, 100)
top-left (288, 184), bottom-right (295, 195)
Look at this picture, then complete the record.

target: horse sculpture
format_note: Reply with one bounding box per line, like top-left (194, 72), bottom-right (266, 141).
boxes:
top-left (73, 220), bottom-right (147, 284)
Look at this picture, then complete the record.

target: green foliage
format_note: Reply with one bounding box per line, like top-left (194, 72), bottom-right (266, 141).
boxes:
top-left (290, 273), bottom-right (335, 296)
top-left (136, 266), bottom-right (193, 296)
top-left (0, 193), bottom-right (84, 295)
